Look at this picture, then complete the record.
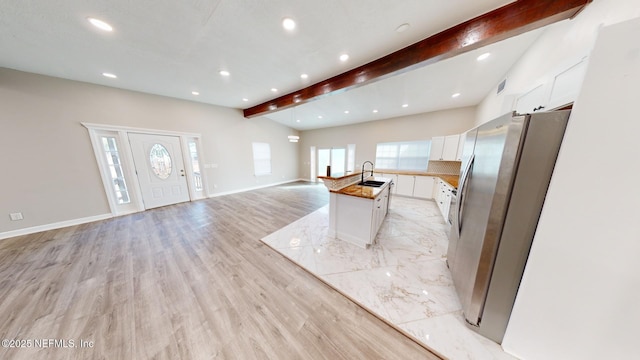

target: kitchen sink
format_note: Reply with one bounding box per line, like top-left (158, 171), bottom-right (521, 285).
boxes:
top-left (358, 180), bottom-right (385, 187)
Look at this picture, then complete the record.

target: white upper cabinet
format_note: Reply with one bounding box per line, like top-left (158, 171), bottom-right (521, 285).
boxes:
top-left (443, 135), bottom-right (459, 160)
top-left (430, 135), bottom-right (460, 161)
top-left (456, 132), bottom-right (466, 161)
top-left (514, 84), bottom-right (547, 114)
top-left (547, 56), bottom-right (588, 110)
top-left (430, 136), bottom-right (445, 161)
top-left (513, 55), bottom-right (589, 114)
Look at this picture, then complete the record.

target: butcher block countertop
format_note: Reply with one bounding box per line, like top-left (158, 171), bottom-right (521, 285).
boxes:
top-left (373, 170), bottom-right (459, 188)
top-left (330, 176), bottom-right (392, 200)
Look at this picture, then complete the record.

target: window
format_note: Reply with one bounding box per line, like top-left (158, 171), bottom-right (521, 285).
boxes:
top-left (347, 144), bottom-right (356, 173)
top-left (252, 142), bottom-right (272, 176)
top-left (375, 140), bottom-right (430, 171)
top-left (318, 147), bottom-right (346, 176)
top-left (101, 136), bottom-right (131, 204)
top-left (188, 141), bottom-right (203, 191)
top-left (149, 144), bottom-right (172, 179)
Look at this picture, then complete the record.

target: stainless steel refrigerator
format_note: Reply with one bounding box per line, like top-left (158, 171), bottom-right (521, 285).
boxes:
top-left (447, 110), bottom-right (570, 343)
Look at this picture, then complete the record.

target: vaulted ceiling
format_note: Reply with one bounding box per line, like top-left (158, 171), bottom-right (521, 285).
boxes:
top-left (0, 0), bottom-right (588, 130)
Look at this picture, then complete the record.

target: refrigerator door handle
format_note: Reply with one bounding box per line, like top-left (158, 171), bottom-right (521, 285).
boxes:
top-left (457, 154), bottom-right (475, 235)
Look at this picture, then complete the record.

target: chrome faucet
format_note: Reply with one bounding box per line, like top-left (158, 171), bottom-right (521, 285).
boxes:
top-left (361, 161), bottom-right (374, 183)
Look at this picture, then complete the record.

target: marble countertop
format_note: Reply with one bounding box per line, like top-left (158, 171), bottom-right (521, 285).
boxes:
top-left (330, 176), bottom-right (391, 200)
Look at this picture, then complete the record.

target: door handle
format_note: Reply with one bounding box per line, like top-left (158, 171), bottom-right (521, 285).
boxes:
top-left (457, 154), bottom-right (474, 235)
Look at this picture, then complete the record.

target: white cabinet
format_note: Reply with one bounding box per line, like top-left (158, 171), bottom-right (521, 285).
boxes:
top-left (395, 175), bottom-right (435, 199)
top-left (430, 136), bottom-right (445, 161)
top-left (371, 188), bottom-right (389, 239)
top-left (435, 179), bottom-right (454, 221)
top-left (335, 185), bottom-right (390, 248)
top-left (514, 56), bottom-right (589, 114)
top-left (456, 132), bottom-right (466, 161)
top-left (377, 173), bottom-right (398, 194)
top-left (443, 135), bottom-right (460, 160)
top-left (547, 56), bottom-right (588, 110)
top-left (514, 84), bottom-right (547, 114)
top-left (413, 176), bottom-right (436, 199)
top-left (395, 175), bottom-right (415, 197)
top-left (430, 135), bottom-right (460, 161)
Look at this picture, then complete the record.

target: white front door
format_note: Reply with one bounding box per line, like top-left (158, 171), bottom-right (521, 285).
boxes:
top-left (129, 133), bottom-right (190, 209)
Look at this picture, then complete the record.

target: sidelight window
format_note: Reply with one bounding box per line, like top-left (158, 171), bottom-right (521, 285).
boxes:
top-left (101, 136), bottom-right (131, 204)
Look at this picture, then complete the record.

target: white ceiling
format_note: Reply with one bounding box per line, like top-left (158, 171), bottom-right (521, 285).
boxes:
top-left (0, 0), bottom-right (545, 130)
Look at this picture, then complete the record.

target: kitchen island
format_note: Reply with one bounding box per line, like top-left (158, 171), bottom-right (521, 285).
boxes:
top-left (318, 172), bottom-right (392, 248)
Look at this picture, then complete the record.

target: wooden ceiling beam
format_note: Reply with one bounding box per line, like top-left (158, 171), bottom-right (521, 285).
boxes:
top-left (243, 0), bottom-right (592, 118)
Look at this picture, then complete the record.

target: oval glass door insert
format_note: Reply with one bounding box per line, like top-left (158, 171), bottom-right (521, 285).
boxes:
top-left (149, 144), bottom-right (172, 179)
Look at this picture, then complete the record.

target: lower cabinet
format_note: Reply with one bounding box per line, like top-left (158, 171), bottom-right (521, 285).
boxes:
top-left (335, 185), bottom-right (390, 248)
top-left (413, 176), bottom-right (435, 199)
top-left (377, 173), bottom-right (398, 194)
top-left (395, 175), bottom-right (435, 199)
top-left (395, 175), bottom-right (415, 197)
top-left (435, 179), bottom-right (454, 221)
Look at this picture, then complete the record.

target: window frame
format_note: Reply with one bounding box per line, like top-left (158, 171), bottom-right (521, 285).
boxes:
top-left (375, 140), bottom-right (431, 171)
top-left (252, 142), bottom-right (272, 176)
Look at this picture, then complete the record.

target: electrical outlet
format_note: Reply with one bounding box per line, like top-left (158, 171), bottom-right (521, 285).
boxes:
top-left (9, 212), bottom-right (23, 221)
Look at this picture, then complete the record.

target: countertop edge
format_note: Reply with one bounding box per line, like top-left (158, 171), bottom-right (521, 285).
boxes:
top-left (330, 176), bottom-right (391, 200)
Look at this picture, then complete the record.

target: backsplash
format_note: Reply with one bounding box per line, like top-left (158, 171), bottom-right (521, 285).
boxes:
top-left (427, 160), bottom-right (461, 175)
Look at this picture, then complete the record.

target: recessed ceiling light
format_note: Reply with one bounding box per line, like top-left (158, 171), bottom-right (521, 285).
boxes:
top-left (102, 72), bottom-right (117, 79)
top-left (402, 104), bottom-right (409, 108)
top-left (477, 52), bottom-right (491, 61)
top-left (88, 18), bottom-right (113, 32)
top-left (373, 109), bottom-right (379, 113)
top-left (339, 54), bottom-right (349, 62)
top-left (395, 23), bottom-right (410, 33)
top-left (191, 91), bottom-right (199, 95)
top-left (296, 119), bottom-right (301, 123)
top-left (242, 98), bottom-right (249, 102)
top-left (282, 18), bottom-right (296, 31)
top-left (452, 93), bottom-right (461, 98)
top-left (318, 115), bottom-right (323, 119)
top-left (300, 73), bottom-right (308, 79)
top-left (271, 88), bottom-right (278, 92)
top-left (219, 70), bottom-right (230, 76)
top-left (344, 110), bottom-right (349, 114)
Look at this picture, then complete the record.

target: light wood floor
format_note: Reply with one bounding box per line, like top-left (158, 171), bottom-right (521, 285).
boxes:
top-left (0, 182), bottom-right (442, 360)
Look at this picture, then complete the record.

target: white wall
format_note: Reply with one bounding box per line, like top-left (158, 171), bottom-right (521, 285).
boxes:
top-left (298, 107), bottom-right (476, 179)
top-left (475, 0), bottom-right (640, 126)
top-left (0, 68), bottom-right (299, 234)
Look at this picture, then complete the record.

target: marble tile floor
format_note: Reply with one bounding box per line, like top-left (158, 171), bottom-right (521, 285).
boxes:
top-left (261, 196), bottom-right (518, 360)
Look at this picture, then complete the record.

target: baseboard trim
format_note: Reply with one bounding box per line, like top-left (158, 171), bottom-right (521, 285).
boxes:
top-left (0, 213), bottom-right (113, 241)
top-left (208, 179), bottom-right (310, 198)
top-left (1, 179), bottom-right (315, 240)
